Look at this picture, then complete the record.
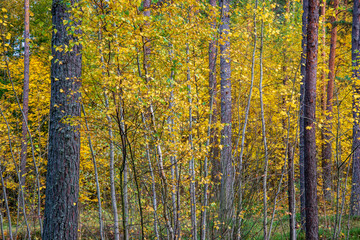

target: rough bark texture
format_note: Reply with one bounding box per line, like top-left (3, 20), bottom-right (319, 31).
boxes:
top-left (300, 0), bottom-right (308, 231)
top-left (219, 0), bottom-right (234, 238)
top-left (351, 0), bottom-right (360, 217)
top-left (42, 0), bottom-right (82, 239)
top-left (20, 0), bottom-right (30, 188)
top-left (304, 0), bottom-right (319, 237)
top-left (322, 0), bottom-right (339, 201)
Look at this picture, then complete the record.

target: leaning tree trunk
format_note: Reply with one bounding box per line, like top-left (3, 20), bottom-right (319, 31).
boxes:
top-left (351, 0), bottom-right (360, 217)
top-left (304, 0), bottom-right (320, 238)
top-left (42, 0), bottom-right (82, 239)
top-left (219, 0), bottom-right (234, 238)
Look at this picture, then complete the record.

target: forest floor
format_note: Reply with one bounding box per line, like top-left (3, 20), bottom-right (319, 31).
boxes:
top-left (2, 212), bottom-right (360, 239)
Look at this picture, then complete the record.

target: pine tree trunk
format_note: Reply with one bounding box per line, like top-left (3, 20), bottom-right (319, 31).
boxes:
top-left (351, 0), bottom-right (360, 217)
top-left (304, 0), bottom-right (319, 237)
top-left (42, 0), bottom-right (82, 238)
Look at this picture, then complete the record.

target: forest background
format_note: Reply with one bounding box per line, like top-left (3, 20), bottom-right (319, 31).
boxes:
top-left (0, 0), bottom-right (359, 239)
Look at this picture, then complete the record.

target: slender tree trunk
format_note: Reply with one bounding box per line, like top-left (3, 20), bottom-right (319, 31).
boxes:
top-left (187, 42), bottom-right (197, 240)
top-left (322, 0), bottom-right (339, 201)
top-left (99, 25), bottom-right (121, 239)
top-left (259, 15), bottom-right (269, 240)
top-left (209, 0), bottom-right (220, 196)
top-left (219, 0), bottom-right (234, 238)
top-left (82, 105), bottom-right (104, 240)
top-left (20, 0), bottom-right (30, 190)
top-left (117, 102), bottom-right (129, 240)
top-left (142, 113), bottom-right (160, 240)
top-left (201, 2), bottom-right (217, 237)
top-left (288, 146), bottom-right (296, 240)
top-left (0, 164), bottom-right (13, 240)
top-left (304, 0), bottom-right (320, 237)
top-left (300, 0), bottom-right (309, 231)
top-left (104, 91), bottom-right (120, 240)
top-left (42, 0), bottom-right (82, 238)
top-left (0, 210), bottom-right (4, 240)
top-left (351, 0), bottom-right (360, 217)
top-left (235, 0), bottom-right (257, 236)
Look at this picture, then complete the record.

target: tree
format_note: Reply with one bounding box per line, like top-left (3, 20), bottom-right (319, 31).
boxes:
top-left (219, 0), bottom-right (234, 237)
top-left (300, 0), bottom-right (309, 231)
top-left (322, 0), bottom-right (339, 201)
top-left (304, 0), bottom-right (319, 237)
top-left (42, 0), bottom-right (82, 238)
top-left (351, 0), bottom-right (360, 217)
top-left (20, 0), bottom-right (30, 189)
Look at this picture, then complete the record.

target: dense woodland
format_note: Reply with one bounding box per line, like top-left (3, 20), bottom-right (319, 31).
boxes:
top-left (1, 0), bottom-right (360, 239)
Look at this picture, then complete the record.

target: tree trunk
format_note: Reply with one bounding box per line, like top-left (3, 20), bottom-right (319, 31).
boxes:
top-left (259, 15), bottom-right (269, 240)
top-left (20, 0), bottom-right (30, 189)
top-left (209, 0), bottom-right (220, 195)
top-left (42, 0), bottom-right (82, 238)
top-left (82, 105), bottom-right (104, 240)
top-left (304, 0), bottom-right (319, 237)
top-left (219, 0), bottom-right (234, 238)
top-left (351, 0), bottom-right (360, 217)
top-left (187, 43), bottom-right (197, 240)
top-left (300, 0), bottom-right (309, 231)
top-left (288, 145), bottom-right (296, 240)
top-left (322, 0), bottom-right (339, 202)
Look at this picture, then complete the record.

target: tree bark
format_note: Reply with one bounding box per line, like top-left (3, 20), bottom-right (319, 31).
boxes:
top-left (322, 0), bottom-right (339, 202)
top-left (351, 0), bottom-right (360, 217)
top-left (20, 0), bottom-right (30, 189)
top-left (209, 0), bottom-right (220, 195)
top-left (300, 0), bottom-right (309, 231)
top-left (42, 0), bottom-right (82, 238)
top-left (304, 0), bottom-right (319, 237)
top-left (219, 0), bottom-right (234, 238)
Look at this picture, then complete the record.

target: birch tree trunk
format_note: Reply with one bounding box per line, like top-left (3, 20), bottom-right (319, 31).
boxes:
top-left (82, 105), bottom-right (104, 240)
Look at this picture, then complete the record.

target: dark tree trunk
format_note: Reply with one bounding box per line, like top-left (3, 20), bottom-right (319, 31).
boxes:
top-left (304, 0), bottom-right (319, 237)
top-left (209, 0), bottom-right (220, 196)
top-left (42, 0), bottom-right (82, 239)
top-left (351, 0), bottom-right (360, 217)
top-left (322, 0), bottom-right (339, 202)
top-left (219, 0), bottom-right (234, 238)
top-left (300, 0), bottom-right (309, 231)
top-left (20, 0), bottom-right (30, 188)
